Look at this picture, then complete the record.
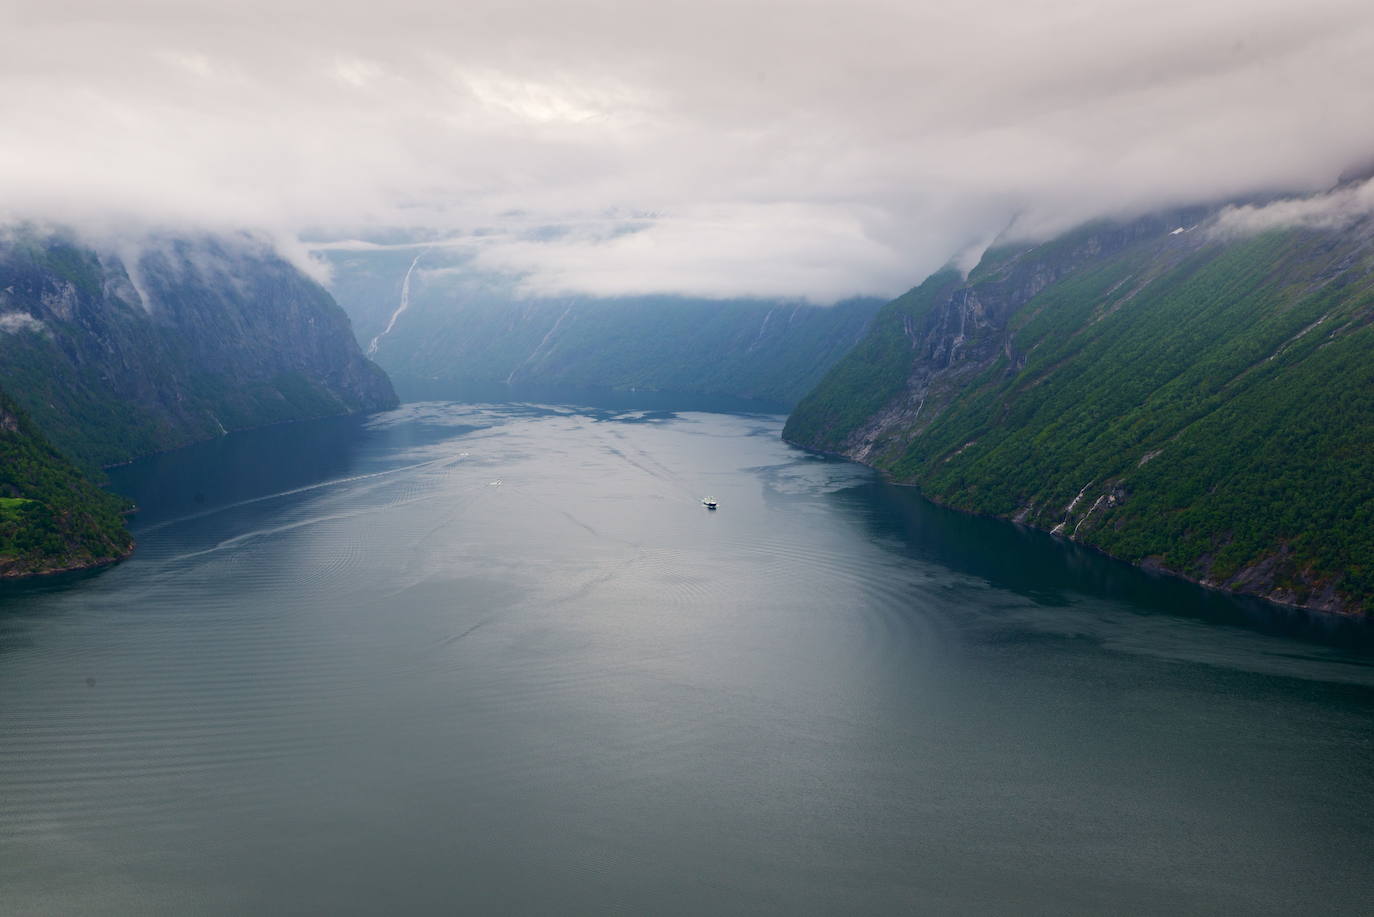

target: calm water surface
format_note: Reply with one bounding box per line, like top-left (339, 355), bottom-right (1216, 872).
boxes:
top-left (2, 400), bottom-right (1372, 915)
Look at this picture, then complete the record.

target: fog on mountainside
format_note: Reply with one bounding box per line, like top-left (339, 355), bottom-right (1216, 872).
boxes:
top-left (5, 0), bottom-right (1374, 303)
top-left (5, 4), bottom-right (1374, 915)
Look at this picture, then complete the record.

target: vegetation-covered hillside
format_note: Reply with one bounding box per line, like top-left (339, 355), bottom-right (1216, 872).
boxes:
top-left (0, 388), bottom-right (131, 577)
top-left (785, 207), bottom-right (1374, 613)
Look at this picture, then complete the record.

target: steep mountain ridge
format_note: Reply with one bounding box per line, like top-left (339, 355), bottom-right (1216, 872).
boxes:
top-left (0, 228), bottom-right (398, 576)
top-left (0, 231), bottom-right (397, 468)
top-left (785, 207), bottom-right (1374, 613)
top-left (322, 246), bottom-right (883, 407)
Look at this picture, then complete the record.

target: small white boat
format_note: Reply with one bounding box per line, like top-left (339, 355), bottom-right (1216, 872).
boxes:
top-left (702, 496), bottom-right (718, 509)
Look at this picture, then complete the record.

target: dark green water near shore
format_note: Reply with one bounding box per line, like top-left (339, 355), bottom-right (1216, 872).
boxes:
top-left (2, 399), bottom-right (1371, 914)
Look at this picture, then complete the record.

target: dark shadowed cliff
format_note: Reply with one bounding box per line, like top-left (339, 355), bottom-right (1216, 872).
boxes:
top-left (0, 228), bottom-right (398, 575)
top-left (0, 230), bottom-right (396, 469)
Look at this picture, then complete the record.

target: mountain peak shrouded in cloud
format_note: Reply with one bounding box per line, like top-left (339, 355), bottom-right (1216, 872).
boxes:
top-left (1210, 176), bottom-right (1374, 239)
top-left (4, 0), bottom-right (1374, 302)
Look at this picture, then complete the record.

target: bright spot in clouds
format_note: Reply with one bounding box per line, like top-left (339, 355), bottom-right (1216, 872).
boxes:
top-left (3, 0), bottom-right (1374, 300)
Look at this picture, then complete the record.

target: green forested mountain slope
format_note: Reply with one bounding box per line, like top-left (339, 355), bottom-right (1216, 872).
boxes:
top-left (0, 388), bottom-right (131, 576)
top-left (784, 210), bottom-right (1374, 613)
top-left (0, 231), bottom-right (396, 468)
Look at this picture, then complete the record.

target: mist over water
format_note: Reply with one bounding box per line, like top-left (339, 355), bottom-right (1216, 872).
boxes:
top-left (2, 398), bottom-right (1371, 915)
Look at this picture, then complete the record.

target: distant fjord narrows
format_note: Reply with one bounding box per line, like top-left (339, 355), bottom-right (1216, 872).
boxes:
top-left (784, 200), bottom-right (1374, 614)
top-left (321, 242), bottom-right (884, 408)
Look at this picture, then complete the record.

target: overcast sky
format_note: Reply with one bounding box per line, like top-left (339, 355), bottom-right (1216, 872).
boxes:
top-left (5, 0), bottom-right (1374, 300)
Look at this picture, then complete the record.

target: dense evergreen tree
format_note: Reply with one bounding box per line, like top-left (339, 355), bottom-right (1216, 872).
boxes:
top-left (0, 387), bottom-right (132, 575)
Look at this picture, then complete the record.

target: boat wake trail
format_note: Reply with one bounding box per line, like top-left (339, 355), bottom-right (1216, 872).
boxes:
top-left (140, 455), bottom-right (462, 534)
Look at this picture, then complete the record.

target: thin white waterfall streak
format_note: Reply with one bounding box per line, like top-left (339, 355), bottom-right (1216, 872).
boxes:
top-left (368, 249), bottom-right (428, 355)
top-left (506, 303), bottom-right (574, 383)
top-left (748, 307), bottom-right (776, 352)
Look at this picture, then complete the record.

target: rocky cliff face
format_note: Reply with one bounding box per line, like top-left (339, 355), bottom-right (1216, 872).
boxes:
top-left (0, 231), bottom-right (396, 467)
top-left (785, 206), bottom-right (1374, 614)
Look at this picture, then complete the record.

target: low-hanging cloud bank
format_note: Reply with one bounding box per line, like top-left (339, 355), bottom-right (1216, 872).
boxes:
top-left (1211, 176), bottom-right (1374, 238)
top-left (5, 0), bottom-right (1374, 301)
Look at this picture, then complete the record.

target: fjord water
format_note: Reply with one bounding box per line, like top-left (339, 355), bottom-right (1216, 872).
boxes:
top-left (2, 401), bottom-right (1371, 915)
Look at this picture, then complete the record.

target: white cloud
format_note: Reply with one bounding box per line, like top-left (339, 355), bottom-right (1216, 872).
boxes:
top-left (1211, 177), bottom-right (1374, 237)
top-left (0, 313), bottom-right (46, 335)
top-left (466, 204), bottom-right (958, 302)
top-left (3, 0), bottom-right (1374, 300)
